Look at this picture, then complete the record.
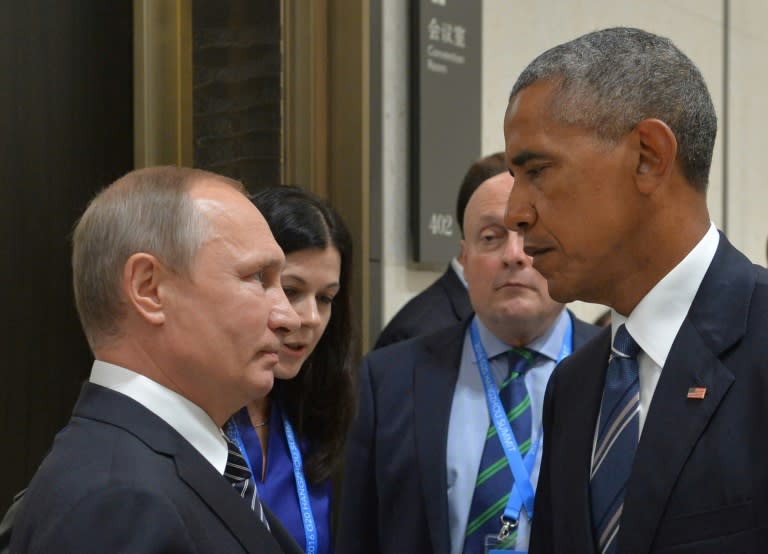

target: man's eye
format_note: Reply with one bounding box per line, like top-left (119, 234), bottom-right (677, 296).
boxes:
top-left (252, 271), bottom-right (264, 283)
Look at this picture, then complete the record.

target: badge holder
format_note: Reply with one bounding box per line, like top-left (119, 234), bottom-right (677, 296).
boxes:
top-left (484, 515), bottom-right (526, 553)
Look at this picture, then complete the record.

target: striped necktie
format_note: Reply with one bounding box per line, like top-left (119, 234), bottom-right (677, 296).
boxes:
top-left (223, 434), bottom-right (270, 530)
top-left (590, 324), bottom-right (640, 553)
top-left (463, 348), bottom-right (535, 553)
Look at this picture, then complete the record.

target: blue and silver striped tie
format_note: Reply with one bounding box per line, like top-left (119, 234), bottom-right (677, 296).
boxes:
top-left (590, 324), bottom-right (640, 553)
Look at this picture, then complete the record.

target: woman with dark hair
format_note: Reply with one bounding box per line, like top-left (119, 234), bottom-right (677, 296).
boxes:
top-left (225, 185), bottom-right (355, 554)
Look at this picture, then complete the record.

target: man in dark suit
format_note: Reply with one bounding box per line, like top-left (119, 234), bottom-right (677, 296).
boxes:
top-left (504, 27), bottom-right (768, 553)
top-left (374, 152), bottom-right (509, 349)
top-left (10, 167), bottom-right (303, 553)
top-left (373, 261), bottom-right (470, 349)
top-left (337, 169), bottom-right (599, 553)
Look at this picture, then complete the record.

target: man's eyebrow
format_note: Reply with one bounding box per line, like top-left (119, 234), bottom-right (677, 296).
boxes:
top-left (510, 149), bottom-right (549, 167)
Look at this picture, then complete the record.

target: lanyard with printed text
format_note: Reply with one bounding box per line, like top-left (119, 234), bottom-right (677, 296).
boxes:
top-left (470, 315), bottom-right (573, 531)
top-left (282, 410), bottom-right (318, 554)
top-left (225, 417), bottom-right (255, 477)
top-left (225, 410), bottom-right (318, 554)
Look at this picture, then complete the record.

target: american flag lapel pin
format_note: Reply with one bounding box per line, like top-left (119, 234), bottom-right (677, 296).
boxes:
top-left (687, 386), bottom-right (707, 400)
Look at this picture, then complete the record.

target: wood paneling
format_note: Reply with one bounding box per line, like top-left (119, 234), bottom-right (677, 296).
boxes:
top-left (0, 2), bottom-right (133, 512)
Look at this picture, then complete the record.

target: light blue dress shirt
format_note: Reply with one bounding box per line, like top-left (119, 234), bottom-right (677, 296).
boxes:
top-left (446, 309), bottom-right (571, 553)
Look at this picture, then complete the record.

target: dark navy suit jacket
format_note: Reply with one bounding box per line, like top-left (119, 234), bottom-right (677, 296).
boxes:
top-left (337, 311), bottom-right (599, 554)
top-left (11, 382), bottom-right (302, 553)
top-left (530, 234), bottom-right (768, 554)
top-left (374, 264), bottom-right (472, 349)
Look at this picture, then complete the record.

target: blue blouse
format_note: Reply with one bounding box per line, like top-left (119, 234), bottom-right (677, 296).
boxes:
top-left (232, 403), bottom-right (333, 554)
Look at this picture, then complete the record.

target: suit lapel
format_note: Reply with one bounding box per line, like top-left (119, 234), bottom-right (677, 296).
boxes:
top-left (175, 453), bottom-right (285, 553)
top-left (620, 325), bottom-right (734, 554)
top-left (264, 507), bottom-right (303, 554)
top-left (441, 267), bottom-right (473, 321)
top-left (414, 322), bottom-right (466, 554)
top-left (619, 236), bottom-right (754, 554)
top-left (556, 328), bottom-right (611, 552)
top-left (75, 384), bottom-right (286, 553)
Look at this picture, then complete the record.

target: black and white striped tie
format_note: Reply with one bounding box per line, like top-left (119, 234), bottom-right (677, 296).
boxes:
top-left (223, 435), bottom-right (270, 530)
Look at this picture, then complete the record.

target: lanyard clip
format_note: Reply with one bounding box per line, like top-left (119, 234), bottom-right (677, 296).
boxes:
top-left (497, 516), bottom-right (518, 541)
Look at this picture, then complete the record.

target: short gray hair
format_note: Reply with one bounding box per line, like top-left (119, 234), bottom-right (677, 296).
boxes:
top-left (72, 166), bottom-right (245, 349)
top-left (509, 27), bottom-right (717, 192)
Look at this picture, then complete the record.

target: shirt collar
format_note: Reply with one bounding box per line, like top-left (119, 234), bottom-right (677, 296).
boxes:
top-left (89, 360), bottom-right (229, 474)
top-left (451, 256), bottom-right (468, 288)
top-left (527, 308), bottom-right (570, 362)
top-left (474, 307), bottom-right (568, 362)
top-left (612, 222), bottom-right (720, 368)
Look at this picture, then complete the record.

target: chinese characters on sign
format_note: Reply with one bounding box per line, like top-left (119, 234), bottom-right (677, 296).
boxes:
top-left (426, 17), bottom-right (467, 74)
top-left (427, 17), bottom-right (466, 47)
top-left (411, 0), bottom-right (481, 263)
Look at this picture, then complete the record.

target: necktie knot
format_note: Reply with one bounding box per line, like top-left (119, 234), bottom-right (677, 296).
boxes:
top-left (223, 435), bottom-right (251, 484)
top-left (612, 324), bottom-right (640, 360)
top-left (507, 347), bottom-right (535, 379)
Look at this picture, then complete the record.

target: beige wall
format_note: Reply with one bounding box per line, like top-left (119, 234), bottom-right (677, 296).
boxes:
top-left (727, 0), bottom-right (768, 266)
top-left (379, 0), bottom-right (768, 328)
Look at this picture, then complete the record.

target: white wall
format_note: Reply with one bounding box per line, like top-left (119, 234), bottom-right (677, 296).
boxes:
top-left (380, 0), bottom-right (446, 325)
top-left (379, 0), bottom-right (768, 329)
top-left (727, 0), bottom-right (768, 265)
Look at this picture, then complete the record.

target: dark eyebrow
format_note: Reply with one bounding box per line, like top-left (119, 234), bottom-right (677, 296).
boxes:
top-left (510, 149), bottom-right (550, 167)
top-left (282, 273), bottom-right (340, 291)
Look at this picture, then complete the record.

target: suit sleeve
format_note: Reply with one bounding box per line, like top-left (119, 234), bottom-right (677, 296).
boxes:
top-left (24, 487), bottom-right (196, 554)
top-left (529, 371), bottom-right (556, 554)
top-left (335, 356), bottom-right (379, 554)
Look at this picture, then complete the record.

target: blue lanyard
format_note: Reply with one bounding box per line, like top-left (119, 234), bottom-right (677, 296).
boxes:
top-left (224, 417), bottom-right (255, 477)
top-left (470, 315), bottom-right (573, 526)
top-left (225, 411), bottom-right (318, 554)
top-left (282, 412), bottom-right (318, 554)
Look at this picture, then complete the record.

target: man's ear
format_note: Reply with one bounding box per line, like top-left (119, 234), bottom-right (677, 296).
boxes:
top-left (459, 239), bottom-right (467, 266)
top-left (634, 118), bottom-right (677, 195)
top-left (122, 253), bottom-right (167, 326)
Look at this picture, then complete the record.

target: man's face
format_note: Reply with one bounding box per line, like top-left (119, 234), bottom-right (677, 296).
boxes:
top-left (163, 180), bottom-right (299, 423)
top-left (503, 79), bottom-right (642, 307)
top-left (460, 172), bottom-right (563, 345)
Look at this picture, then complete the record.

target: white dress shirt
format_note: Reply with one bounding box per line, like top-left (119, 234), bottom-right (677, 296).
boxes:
top-left (610, 222), bottom-right (720, 434)
top-left (89, 360), bottom-right (229, 474)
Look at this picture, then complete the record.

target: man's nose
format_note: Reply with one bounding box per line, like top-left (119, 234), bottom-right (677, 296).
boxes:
top-left (504, 183), bottom-right (537, 233)
top-left (502, 230), bottom-right (531, 267)
top-left (269, 287), bottom-right (301, 333)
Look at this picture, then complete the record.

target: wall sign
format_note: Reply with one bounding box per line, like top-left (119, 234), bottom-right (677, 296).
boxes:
top-left (411, 0), bottom-right (482, 263)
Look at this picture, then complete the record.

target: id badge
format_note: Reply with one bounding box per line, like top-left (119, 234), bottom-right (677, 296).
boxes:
top-left (484, 533), bottom-right (526, 554)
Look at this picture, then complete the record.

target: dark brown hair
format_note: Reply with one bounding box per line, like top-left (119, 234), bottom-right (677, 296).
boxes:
top-left (251, 185), bottom-right (355, 483)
